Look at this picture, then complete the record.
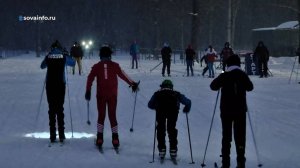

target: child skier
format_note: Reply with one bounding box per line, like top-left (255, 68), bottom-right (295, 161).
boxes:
top-left (148, 79), bottom-right (191, 159)
top-left (210, 54), bottom-right (253, 168)
top-left (85, 45), bottom-right (139, 149)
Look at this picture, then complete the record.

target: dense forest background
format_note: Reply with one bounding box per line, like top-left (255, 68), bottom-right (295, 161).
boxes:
top-left (0, 0), bottom-right (298, 52)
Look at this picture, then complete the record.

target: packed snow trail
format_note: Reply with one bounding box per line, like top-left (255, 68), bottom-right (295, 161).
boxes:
top-left (0, 53), bottom-right (299, 168)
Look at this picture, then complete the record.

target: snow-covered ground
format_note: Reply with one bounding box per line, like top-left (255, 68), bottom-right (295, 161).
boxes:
top-left (0, 53), bottom-right (299, 168)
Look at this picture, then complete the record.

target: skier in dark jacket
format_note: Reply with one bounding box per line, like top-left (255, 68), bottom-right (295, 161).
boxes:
top-left (185, 45), bottom-right (195, 76)
top-left (40, 40), bottom-right (75, 142)
top-left (70, 41), bottom-right (84, 75)
top-left (148, 80), bottom-right (191, 159)
top-left (210, 54), bottom-right (253, 168)
top-left (130, 41), bottom-right (139, 69)
top-left (161, 43), bottom-right (172, 77)
top-left (200, 52), bottom-right (209, 76)
top-left (220, 42), bottom-right (234, 71)
top-left (254, 41), bottom-right (269, 78)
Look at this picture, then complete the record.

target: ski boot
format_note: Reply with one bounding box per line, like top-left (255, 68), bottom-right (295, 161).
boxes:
top-left (112, 133), bottom-right (119, 148)
top-left (159, 148), bottom-right (166, 159)
top-left (170, 149), bottom-right (177, 159)
top-left (50, 136), bottom-right (56, 143)
top-left (96, 133), bottom-right (103, 147)
top-left (50, 129), bottom-right (56, 143)
top-left (59, 132), bottom-right (66, 142)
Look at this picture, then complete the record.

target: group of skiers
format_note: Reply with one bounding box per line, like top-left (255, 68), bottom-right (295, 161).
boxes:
top-left (41, 40), bottom-right (255, 168)
top-left (128, 40), bottom-right (270, 80)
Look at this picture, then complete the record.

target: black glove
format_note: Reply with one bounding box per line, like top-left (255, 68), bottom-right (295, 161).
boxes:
top-left (85, 90), bottom-right (91, 101)
top-left (131, 82), bottom-right (139, 92)
top-left (183, 106), bottom-right (190, 113)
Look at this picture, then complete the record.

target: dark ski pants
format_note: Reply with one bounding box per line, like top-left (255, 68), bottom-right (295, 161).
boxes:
top-left (221, 112), bottom-right (246, 167)
top-left (186, 59), bottom-right (194, 76)
top-left (222, 60), bottom-right (227, 71)
top-left (258, 60), bottom-right (268, 77)
top-left (162, 60), bottom-right (171, 76)
top-left (156, 110), bottom-right (178, 151)
top-left (131, 55), bottom-right (138, 69)
top-left (46, 83), bottom-right (66, 140)
top-left (73, 57), bottom-right (82, 75)
top-left (96, 95), bottom-right (118, 133)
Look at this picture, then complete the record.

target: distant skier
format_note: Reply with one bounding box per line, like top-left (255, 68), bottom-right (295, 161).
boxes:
top-left (205, 45), bottom-right (218, 78)
top-left (220, 42), bottom-right (234, 72)
top-left (70, 41), bottom-right (84, 75)
top-left (85, 45), bottom-right (139, 149)
top-left (129, 40), bottom-right (139, 69)
top-left (185, 45), bottom-right (195, 76)
top-left (40, 40), bottom-right (75, 142)
top-left (254, 41), bottom-right (269, 78)
top-left (161, 43), bottom-right (172, 77)
top-left (200, 51), bottom-right (209, 77)
top-left (148, 79), bottom-right (191, 159)
top-left (210, 54), bottom-right (254, 168)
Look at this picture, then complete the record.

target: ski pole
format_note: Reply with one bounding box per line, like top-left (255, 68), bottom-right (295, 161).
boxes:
top-left (130, 91), bottom-right (138, 132)
top-left (267, 68), bottom-right (273, 77)
top-left (201, 89), bottom-right (220, 167)
top-left (288, 56), bottom-right (297, 84)
top-left (34, 76), bottom-right (46, 134)
top-left (87, 100), bottom-right (91, 125)
top-left (185, 113), bottom-right (195, 164)
top-left (295, 63), bottom-right (299, 83)
top-left (247, 111), bottom-right (263, 167)
top-left (150, 61), bottom-right (163, 72)
top-left (149, 114), bottom-right (157, 163)
top-left (65, 68), bottom-right (74, 138)
top-left (35, 77), bottom-right (46, 122)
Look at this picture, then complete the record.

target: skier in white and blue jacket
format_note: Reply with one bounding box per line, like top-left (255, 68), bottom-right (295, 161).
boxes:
top-left (40, 40), bottom-right (75, 143)
top-left (148, 79), bottom-right (191, 159)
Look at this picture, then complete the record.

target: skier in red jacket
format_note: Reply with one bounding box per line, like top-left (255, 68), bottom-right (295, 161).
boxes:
top-left (85, 45), bottom-right (139, 149)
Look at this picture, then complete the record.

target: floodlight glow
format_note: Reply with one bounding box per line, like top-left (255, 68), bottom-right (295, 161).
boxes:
top-left (85, 45), bottom-right (90, 49)
top-left (24, 132), bottom-right (95, 139)
top-left (89, 40), bottom-right (93, 45)
top-left (82, 41), bottom-right (86, 46)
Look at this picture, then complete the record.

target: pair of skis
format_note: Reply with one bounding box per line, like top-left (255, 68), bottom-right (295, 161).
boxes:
top-left (160, 156), bottom-right (178, 165)
top-left (213, 162), bottom-right (263, 168)
top-left (96, 145), bottom-right (119, 154)
top-left (48, 140), bottom-right (65, 147)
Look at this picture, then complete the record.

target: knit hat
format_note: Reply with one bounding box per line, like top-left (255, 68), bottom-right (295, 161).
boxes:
top-left (160, 79), bottom-right (173, 89)
top-left (226, 54), bottom-right (241, 67)
top-left (99, 45), bottom-right (112, 59)
top-left (51, 40), bottom-right (62, 49)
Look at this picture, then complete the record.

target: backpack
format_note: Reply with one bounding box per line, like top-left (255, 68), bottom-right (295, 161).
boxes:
top-left (207, 53), bottom-right (217, 62)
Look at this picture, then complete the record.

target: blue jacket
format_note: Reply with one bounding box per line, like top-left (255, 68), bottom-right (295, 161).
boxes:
top-left (41, 48), bottom-right (75, 84)
top-left (130, 43), bottom-right (139, 56)
top-left (148, 88), bottom-right (191, 113)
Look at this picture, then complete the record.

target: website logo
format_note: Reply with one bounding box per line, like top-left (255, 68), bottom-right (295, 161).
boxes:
top-left (18, 15), bottom-right (56, 22)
